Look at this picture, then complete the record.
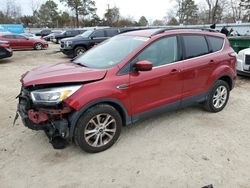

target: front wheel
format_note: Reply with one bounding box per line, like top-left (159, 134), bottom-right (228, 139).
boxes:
top-left (74, 46), bottom-right (86, 57)
top-left (34, 43), bottom-right (43, 50)
top-left (74, 104), bottom-right (122, 153)
top-left (204, 80), bottom-right (230, 112)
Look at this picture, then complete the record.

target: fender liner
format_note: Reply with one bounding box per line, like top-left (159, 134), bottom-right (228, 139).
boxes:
top-left (68, 98), bottom-right (132, 140)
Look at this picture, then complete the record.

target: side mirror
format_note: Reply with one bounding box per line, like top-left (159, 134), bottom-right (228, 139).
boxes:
top-left (90, 36), bottom-right (94, 40)
top-left (134, 60), bottom-right (153, 72)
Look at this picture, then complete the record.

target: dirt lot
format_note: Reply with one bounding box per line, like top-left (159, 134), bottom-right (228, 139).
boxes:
top-left (0, 43), bottom-right (250, 188)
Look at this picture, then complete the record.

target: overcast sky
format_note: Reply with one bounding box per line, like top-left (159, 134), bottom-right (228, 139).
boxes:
top-left (1, 0), bottom-right (203, 21)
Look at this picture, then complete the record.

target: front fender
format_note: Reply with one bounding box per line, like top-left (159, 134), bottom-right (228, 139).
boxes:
top-left (67, 98), bottom-right (132, 140)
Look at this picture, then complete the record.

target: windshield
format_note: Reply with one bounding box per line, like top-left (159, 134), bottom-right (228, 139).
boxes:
top-left (73, 35), bottom-right (149, 69)
top-left (80, 30), bottom-right (94, 38)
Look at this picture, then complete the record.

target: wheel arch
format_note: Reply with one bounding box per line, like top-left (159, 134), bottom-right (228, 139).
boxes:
top-left (73, 44), bottom-right (88, 51)
top-left (218, 75), bottom-right (233, 90)
top-left (207, 65), bottom-right (236, 91)
top-left (68, 98), bottom-right (131, 140)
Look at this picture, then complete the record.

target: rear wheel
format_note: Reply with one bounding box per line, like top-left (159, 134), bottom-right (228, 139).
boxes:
top-left (74, 104), bottom-right (122, 153)
top-left (74, 46), bottom-right (86, 57)
top-left (204, 80), bottom-right (230, 112)
top-left (34, 43), bottom-right (43, 50)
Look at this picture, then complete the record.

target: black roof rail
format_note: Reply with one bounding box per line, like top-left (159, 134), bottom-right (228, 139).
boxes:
top-left (119, 27), bottom-right (161, 34)
top-left (151, 27), bottom-right (217, 37)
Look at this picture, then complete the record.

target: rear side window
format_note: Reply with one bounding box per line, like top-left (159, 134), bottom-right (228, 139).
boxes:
top-left (92, 30), bottom-right (105, 38)
top-left (72, 30), bottom-right (79, 35)
top-left (183, 35), bottom-right (209, 59)
top-left (15, 35), bottom-right (26, 39)
top-left (207, 36), bottom-right (224, 52)
top-left (2, 35), bottom-right (15, 39)
top-left (106, 29), bottom-right (118, 37)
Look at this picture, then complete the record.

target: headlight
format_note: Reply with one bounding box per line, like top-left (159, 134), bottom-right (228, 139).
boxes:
top-left (66, 41), bottom-right (72, 47)
top-left (31, 85), bottom-right (82, 104)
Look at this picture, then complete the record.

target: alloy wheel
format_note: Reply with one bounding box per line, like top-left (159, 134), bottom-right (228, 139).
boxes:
top-left (212, 86), bottom-right (228, 109)
top-left (77, 48), bottom-right (86, 56)
top-left (84, 114), bottom-right (117, 148)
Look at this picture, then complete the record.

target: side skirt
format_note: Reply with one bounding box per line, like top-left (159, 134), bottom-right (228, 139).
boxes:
top-left (131, 92), bottom-right (208, 124)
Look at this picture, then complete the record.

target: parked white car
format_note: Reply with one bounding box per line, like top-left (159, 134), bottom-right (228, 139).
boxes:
top-left (21, 33), bottom-right (41, 39)
top-left (237, 48), bottom-right (250, 76)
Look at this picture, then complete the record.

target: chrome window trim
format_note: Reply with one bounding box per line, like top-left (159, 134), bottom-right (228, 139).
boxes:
top-left (152, 37), bottom-right (225, 70)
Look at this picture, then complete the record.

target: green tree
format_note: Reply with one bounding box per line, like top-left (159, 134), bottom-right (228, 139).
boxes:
top-left (167, 17), bottom-right (179, 25)
top-left (20, 15), bottom-right (38, 27)
top-left (177, 0), bottom-right (198, 24)
top-left (38, 0), bottom-right (59, 28)
top-left (104, 6), bottom-right (120, 26)
top-left (60, 0), bottom-right (97, 28)
top-left (152, 19), bottom-right (164, 26)
top-left (58, 11), bottom-right (70, 27)
top-left (138, 16), bottom-right (148, 26)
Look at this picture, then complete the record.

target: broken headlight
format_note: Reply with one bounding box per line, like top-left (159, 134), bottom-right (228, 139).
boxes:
top-left (30, 85), bottom-right (82, 104)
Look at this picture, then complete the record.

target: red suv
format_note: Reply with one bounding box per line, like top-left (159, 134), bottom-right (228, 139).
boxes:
top-left (17, 28), bottom-right (237, 153)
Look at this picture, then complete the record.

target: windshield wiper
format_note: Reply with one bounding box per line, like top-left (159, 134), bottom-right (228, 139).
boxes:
top-left (72, 60), bottom-right (88, 67)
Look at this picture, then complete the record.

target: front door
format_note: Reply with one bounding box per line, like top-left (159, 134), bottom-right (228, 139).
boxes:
top-left (128, 36), bottom-right (183, 119)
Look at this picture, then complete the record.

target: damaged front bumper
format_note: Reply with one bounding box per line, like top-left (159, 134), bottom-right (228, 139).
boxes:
top-left (16, 87), bottom-right (75, 147)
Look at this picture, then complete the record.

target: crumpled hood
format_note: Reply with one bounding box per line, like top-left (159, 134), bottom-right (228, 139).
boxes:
top-left (21, 61), bottom-right (107, 87)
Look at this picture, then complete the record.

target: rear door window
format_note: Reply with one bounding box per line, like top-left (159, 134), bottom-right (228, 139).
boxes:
top-left (92, 30), bottom-right (105, 38)
top-left (15, 35), bottom-right (26, 39)
top-left (207, 36), bottom-right (224, 52)
top-left (2, 35), bottom-right (15, 39)
top-left (106, 29), bottom-right (119, 37)
top-left (182, 35), bottom-right (209, 59)
top-left (65, 31), bottom-right (72, 35)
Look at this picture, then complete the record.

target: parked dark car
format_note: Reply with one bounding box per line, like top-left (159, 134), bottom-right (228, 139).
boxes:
top-left (17, 28), bottom-right (237, 153)
top-left (43, 30), bottom-right (63, 41)
top-left (35, 29), bottom-right (52, 37)
top-left (0, 34), bottom-right (48, 50)
top-left (52, 29), bottom-right (86, 44)
top-left (60, 28), bottom-right (120, 57)
top-left (0, 40), bottom-right (12, 59)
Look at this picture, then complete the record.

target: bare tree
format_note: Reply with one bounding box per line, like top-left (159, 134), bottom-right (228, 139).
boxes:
top-left (205, 0), bottom-right (229, 23)
top-left (176, 0), bottom-right (198, 24)
top-left (30, 0), bottom-right (43, 16)
top-left (5, 0), bottom-right (22, 20)
top-left (230, 0), bottom-right (243, 22)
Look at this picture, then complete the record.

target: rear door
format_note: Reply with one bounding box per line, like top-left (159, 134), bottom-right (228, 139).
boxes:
top-left (180, 34), bottom-right (215, 99)
top-left (2, 35), bottom-right (17, 49)
top-left (128, 36), bottom-right (183, 117)
top-left (15, 35), bottom-right (32, 49)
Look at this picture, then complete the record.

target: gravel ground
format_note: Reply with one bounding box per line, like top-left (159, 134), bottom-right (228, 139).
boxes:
top-left (0, 43), bottom-right (250, 188)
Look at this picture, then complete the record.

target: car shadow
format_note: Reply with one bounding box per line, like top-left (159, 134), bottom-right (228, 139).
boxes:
top-left (0, 58), bottom-right (12, 64)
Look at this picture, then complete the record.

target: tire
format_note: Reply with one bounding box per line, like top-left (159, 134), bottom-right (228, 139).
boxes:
top-left (34, 43), bottom-right (43, 50)
top-left (74, 104), bottom-right (122, 153)
top-left (74, 46), bottom-right (86, 57)
top-left (204, 80), bottom-right (230, 112)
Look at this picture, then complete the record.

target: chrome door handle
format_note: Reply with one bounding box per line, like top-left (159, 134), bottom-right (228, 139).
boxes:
top-left (117, 84), bottom-right (129, 89)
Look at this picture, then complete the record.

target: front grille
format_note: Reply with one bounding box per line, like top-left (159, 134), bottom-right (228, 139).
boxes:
top-left (245, 55), bottom-right (250, 65)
